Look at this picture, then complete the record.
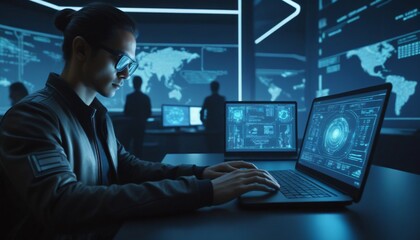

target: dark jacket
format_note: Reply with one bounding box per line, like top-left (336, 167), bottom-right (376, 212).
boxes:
top-left (200, 93), bottom-right (226, 133)
top-left (0, 73), bottom-right (212, 239)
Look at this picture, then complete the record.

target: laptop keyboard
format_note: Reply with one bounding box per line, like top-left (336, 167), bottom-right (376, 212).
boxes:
top-left (270, 170), bottom-right (336, 199)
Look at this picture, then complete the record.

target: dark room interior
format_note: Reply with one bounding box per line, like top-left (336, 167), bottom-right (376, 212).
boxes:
top-left (0, 0), bottom-right (419, 239)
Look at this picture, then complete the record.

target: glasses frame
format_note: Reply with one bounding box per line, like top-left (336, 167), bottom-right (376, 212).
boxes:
top-left (98, 44), bottom-right (138, 76)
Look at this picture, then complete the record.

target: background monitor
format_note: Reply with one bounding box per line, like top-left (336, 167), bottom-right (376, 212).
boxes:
top-left (161, 105), bottom-right (190, 127)
top-left (189, 106), bottom-right (203, 126)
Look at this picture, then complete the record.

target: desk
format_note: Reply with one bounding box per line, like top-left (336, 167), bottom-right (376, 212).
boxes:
top-left (115, 154), bottom-right (420, 240)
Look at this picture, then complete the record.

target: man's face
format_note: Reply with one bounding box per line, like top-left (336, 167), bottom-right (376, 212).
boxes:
top-left (84, 30), bottom-right (137, 98)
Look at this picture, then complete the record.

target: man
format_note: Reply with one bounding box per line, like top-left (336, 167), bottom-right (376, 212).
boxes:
top-left (0, 3), bottom-right (279, 239)
top-left (200, 80), bottom-right (226, 152)
top-left (124, 76), bottom-right (151, 157)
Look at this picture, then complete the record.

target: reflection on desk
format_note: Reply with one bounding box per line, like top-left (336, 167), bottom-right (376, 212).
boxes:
top-left (115, 154), bottom-right (420, 240)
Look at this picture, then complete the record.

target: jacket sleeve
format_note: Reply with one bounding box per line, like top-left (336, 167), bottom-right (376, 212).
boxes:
top-left (0, 102), bottom-right (213, 232)
top-left (117, 141), bottom-right (208, 184)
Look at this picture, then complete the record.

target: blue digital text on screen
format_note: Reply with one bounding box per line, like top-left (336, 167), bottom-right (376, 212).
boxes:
top-left (226, 103), bottom-right (296, 152)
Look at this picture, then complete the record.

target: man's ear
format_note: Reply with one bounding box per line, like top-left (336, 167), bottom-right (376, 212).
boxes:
top-left (72, 36), bottom-right (91, 62)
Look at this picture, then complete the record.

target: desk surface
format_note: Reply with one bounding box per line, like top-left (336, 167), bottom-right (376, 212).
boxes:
top-left (115, 154), bottom-right (420, 240)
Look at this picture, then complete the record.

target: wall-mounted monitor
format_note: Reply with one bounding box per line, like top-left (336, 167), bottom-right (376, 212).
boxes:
top-left (308, 0), bottom-right (419, 129)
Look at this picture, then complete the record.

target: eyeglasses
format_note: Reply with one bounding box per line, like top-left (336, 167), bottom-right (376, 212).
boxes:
top-left (98, 44), bottom-right (139, 77)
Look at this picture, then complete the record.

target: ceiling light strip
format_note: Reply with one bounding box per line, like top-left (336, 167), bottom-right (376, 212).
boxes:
top-left (255, 0), bottom-right (301, 44)
top-left (29, 0), bottom-right (238, 14)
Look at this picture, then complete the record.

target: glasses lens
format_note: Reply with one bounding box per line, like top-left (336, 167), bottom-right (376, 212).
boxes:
top-left (116, 55), bottom-right (132, 72)
top-left (116, 55), bottom-right (138, 75)
top-left (128, 61), bottom-right (139, 76)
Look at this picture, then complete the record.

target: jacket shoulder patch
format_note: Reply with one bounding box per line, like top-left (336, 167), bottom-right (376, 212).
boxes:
top-left (28, 150), bottom-right (71, 178)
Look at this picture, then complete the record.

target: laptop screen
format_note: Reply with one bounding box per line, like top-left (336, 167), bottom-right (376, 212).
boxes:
top-left (298, 89), bottom-right (388, 188)
top-left (225, 102), bottom-right (297, 153)
top-left (162, 105), bottom-right (190, 127)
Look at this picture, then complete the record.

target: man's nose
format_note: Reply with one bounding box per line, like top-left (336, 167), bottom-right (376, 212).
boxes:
top-left (117, 66), bottom-right (130, 80)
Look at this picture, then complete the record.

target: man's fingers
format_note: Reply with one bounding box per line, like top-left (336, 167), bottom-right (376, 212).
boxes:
top-left (241, 175), bottom-right (280, 190)
top-left (262, 171), bottom-right (280, 188)
top-left (241, 183), bottom-right (277, 194)
top-left (221, 164), bottom-right (238, 172)
top-left (237, 170), bottom-right (280, 189)
top-left (228, 161), bottom-right (258, 170)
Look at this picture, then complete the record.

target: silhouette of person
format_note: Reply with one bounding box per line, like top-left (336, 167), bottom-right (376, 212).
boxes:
top-left (200, 80), bottom-right (226, 152)
top-left (9, 82), bottom-right (28, 106)
top-left (124, 76), bottom-right (151, 157)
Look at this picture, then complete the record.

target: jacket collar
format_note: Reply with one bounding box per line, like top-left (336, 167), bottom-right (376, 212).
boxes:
top-left (46, 73), bottom-right (108, 119)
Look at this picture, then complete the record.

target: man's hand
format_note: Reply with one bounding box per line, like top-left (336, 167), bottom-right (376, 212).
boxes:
top-left (202, 161), bottom-right (257, 179)
top-left (211, 168), bottom-right (280, 205)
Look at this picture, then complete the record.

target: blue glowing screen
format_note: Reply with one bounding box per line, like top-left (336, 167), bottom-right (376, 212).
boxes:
top-left (161, 105), bottom-right (190, 127)
top-left (313, 0), bottom-right (419, 128)
top-left (225, 102), bottom-right (296, 152)
top-left (299, 89), bottom-right (388, 188)
top-left (0, 24), bottom-right (238, 114)
top-left (189, 106), bottom-right (203, 126)
top-left (0, 24), bottom-right (63, 113)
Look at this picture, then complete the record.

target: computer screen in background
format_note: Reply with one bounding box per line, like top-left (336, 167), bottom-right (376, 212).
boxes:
top-left (161, 105), bottom-right (190, 127)
top-left (189, 106), bottom-right (203, 126)
top-left (225, 102), bottom-right (297, 152)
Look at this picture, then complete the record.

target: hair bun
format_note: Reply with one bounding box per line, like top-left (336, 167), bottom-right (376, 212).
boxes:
top-left (54, 8), bottom-right (75, 32)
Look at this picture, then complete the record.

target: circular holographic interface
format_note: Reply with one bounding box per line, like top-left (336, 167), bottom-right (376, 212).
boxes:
top-left (277, 107), bottom-right (293, 123)
top-left (233, 110), bottom-right (244, 121)
top-left (323, 117), bottom-right (350, 155)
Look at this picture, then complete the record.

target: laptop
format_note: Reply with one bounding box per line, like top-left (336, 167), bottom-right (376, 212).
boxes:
top-left (224, 101), bottom-right (298, 160)
top-left (239, 83), bottom-right (392, 208)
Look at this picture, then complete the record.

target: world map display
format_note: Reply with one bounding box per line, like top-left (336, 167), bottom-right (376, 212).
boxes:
top-left (316, 31), bottom-right (419, 122)
top-left (0, 23), bottom-right (239, 113)
top-left (254, 53), bottom-right (307, 113)
top-left (137, 47), bottom-right (200, 102)
top-left (314, 0), bottom-right (419, 128)
top-left (346, 42), bottom-right (417, 116)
